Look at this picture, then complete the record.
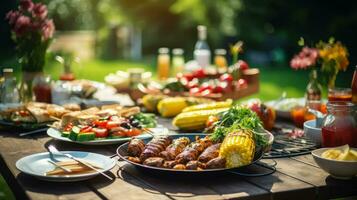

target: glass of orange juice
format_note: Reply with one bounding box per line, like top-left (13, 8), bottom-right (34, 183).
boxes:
top-left (214, 49), bottom-right (228, 72)
top-left (157, 47), bottom-right (170, 80)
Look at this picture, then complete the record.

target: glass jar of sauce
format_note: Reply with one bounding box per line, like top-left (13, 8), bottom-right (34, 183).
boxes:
top-left (32, 74), bottom-right (52, 103)
top-left (321, 101), bottom-right (357, 147)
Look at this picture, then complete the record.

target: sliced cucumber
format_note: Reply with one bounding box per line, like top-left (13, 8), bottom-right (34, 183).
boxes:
top-left (76, 132), bottom-right (96, 142)
top-left (61, 131), bottom-right (70, 138)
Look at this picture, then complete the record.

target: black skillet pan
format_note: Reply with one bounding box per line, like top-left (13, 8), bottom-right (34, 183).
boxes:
top-left (116, 134), bottom-right (274, 178)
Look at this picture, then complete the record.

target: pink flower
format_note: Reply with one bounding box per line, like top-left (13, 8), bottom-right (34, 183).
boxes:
top-left (41, 19), bottom-right (55, 40)
top-left (14, 15), bottom-right (31, 37)
top-left (19, 0), bottom-right (34, 12)
top-left (290, 47), bottom-right (319, 70)
top-left (32, 3), bottom-right (48, 20)
top-left (6, 11), bottom-right (20, 25)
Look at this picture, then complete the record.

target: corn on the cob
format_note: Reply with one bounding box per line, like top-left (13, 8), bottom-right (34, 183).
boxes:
top-left (219, 129), bottom-right (255, 168)
top-left (157, 97), bottom-right (188, 117)
top-left (142, 94), bottom-right (167, 112)
top-left (182, 99), bottom-right (232, 113)
top-left (172, 108), bottom-right (228, 130)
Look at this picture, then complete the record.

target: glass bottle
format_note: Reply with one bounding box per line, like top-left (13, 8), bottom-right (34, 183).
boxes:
top-left (172, 48), bottom-right (185, 76)
top-left (321, 102), bottom-right (357, 147)
top-left (214, 49), bottom-right (228, 71)
top-left (194, 25), bottom-right (211, 68)
top-left (0, 68), bottom-right (20, 103)
top-left (32, 74), bottom-right (52, 103)
top-left (351, 65), bottom-right (357, 104)
top-left (157, 47), bottom-right (170, 80)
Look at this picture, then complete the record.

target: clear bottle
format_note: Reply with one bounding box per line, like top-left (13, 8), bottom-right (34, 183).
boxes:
top-left (194, 25), bottom-right (211, 68)
top-left (157, 47), bottom-right (170, 80)
top-left (306, 69), bottom-right (322, 101)
top-left (0, 68), bottom-right (20, 103)
top-left (214, 49), bottom-right (228, 71)
top-left (172, 48), bottom-right (185, 76)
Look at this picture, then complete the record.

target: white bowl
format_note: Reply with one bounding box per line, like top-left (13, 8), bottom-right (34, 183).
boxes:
top-left (304, 119), bottom-right (321, 146)
top-left (312, 147), bottom-right (357, 179)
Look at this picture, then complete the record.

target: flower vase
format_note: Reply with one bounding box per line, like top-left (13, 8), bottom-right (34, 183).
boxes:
top-left (19, 71), bottom-right (43, 103)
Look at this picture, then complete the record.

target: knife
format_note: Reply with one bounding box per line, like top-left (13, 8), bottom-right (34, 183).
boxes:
top-left (47, 145), bottom-right (113, 180)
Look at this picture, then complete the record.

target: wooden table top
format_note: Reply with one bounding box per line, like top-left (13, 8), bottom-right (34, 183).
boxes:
top-left (0, 119), bottom-right (356, 200)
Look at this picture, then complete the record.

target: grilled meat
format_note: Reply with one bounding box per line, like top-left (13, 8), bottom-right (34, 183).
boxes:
top-left (140, 136), bottom-right (171, 161)
top-left (163, 160), bottom-right (177, 169)
top-left (128, 138), bottom-right (145, 157)
top-left (175, 137), bottom-right (213, 164)
top-left (198, 143), bottom-right (221, 163)
top-left (173, 164), bottom-right (186, 170)
top-left (159, 137), bottom-right (190, 160)
top-left (127, 156), bottom-right (141, 164)
top-left (186, 161), bottom-right (206, 170)
top-left (143, 157), bottom-right (165, 167)
top-left (206, 157), bottom-right (226, 169)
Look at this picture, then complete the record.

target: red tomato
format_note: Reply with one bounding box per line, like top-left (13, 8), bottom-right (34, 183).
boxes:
top-left (192, 68), bottom-right (206, 79)
top-left (183, 73), bottom-right (194, 81)
top-left (219, 74), bottom-right (233, 83)
top-left (125, 129), bottom-right (142, 137)
top-left (106, 121), bottom-right (120, 129)
top-left (201, 89), bottom-right (212, 96)
top-left (93, 128), bottom-right (108, 138)
top-left (80, 126), bottom-right (93, 133)
top-left (236, 79), bottom-right (248, 90)
top-left (64, 123), bottom-right (73, 132)
top-left (199, 82), bottom-right (213, 92)
top-left (93, 120), bottom-right (107, 128)
top-left (189, 87), bottom-right (200, 95)
top-left (213, 85), bottom-right (223, 93)
top-left (238, 60), bottom-right (249, 70)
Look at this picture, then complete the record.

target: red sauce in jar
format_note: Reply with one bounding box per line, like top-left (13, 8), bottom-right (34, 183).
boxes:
top-left (33, 84), bottom-right (52, 103)
top-left (322, 126), bottom-right (357, 147)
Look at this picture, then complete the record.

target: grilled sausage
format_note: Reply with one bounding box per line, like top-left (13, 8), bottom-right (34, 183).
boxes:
top-left (143, 157), bottom-right (165, 167)
top-left (206, 157), bottom-right (226, 169)
top-left (163, 160), bottom-right (177, 169)
top-left (126, 156), bottom-right (141, 164)
top-left (159, 137), bottom-right (190, 160)
top-left (173, 164), bottom-right (186, 170)
top-left (128, 138), bottom-right (145, 157)
top-left (186, 161), bottom-right (206, 170)
top-left (198, 143), bottom-right (221, 163)
top-left (175, 137), bottom-right (213, 164)
top-left (140, 136), bottom-right (171, 161)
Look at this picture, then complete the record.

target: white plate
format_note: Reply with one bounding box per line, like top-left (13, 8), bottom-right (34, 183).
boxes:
top-left (47, 127), bottom-right (169, 145)
top-left (16, 151), bottom-right (115, 182)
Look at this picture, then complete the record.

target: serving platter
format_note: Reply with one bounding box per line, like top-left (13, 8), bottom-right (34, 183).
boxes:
top-left (16, 151), bottom-right (115, 182)
top-left (47, 127), bottom-right (170, 145)
top-left (116, 132), bottom-right (274, 176)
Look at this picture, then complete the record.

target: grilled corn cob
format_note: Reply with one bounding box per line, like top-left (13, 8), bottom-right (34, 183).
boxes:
top-left (219, 129), bottom-right (255, 168)
top-left (182, 99), bottom-right (232, 113)
top-left (142, 94), bottom-right (168, 112)
top-left (157, 97), bottom-right (188, 117)
top-left (172, 108), bottom-right (228, 130)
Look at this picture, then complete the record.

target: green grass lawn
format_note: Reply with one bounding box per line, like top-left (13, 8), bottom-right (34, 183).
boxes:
top-left (0, 58), bottom-right (353, 199)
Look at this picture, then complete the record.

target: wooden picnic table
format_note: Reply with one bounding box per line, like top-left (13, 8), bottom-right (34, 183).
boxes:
top-left (0, 118), bottom-right (356, 200)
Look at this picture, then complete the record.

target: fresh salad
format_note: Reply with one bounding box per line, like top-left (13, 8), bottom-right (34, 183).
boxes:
top-left (60, 113), bottom-right (157, 142)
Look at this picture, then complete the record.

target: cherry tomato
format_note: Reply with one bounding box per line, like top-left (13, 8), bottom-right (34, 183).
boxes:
top-left (125, 129), bottom-right (142, 137)
top-left (64, 123), bottom-right (73, 132)
top-left (183, 73), bottom-right (194, 81)
top-left (219, 74), bottom-right (233, 83)
top-left (236, 79), bottom-right (248, 90)
top-left (238, 60), bottom-right (249, 70)
top-left (93, 120), bottom-right (108, 128)
top-left (206, 115), bottom-right (219, 128)
top-left (189, 87), bottom-right (200, 95)
top-left (199, 82), bottom-right (213, 92)
top-left (93, 128), bottom-right (108, 138)
top-left (192, 68), bottom-right (206, 79)
top-left (106, 121), bottom-right (121, 129)
top-left (80, 126), bottom-right (93, 133)
top-left (201, 89), bottom-right (212, 97)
